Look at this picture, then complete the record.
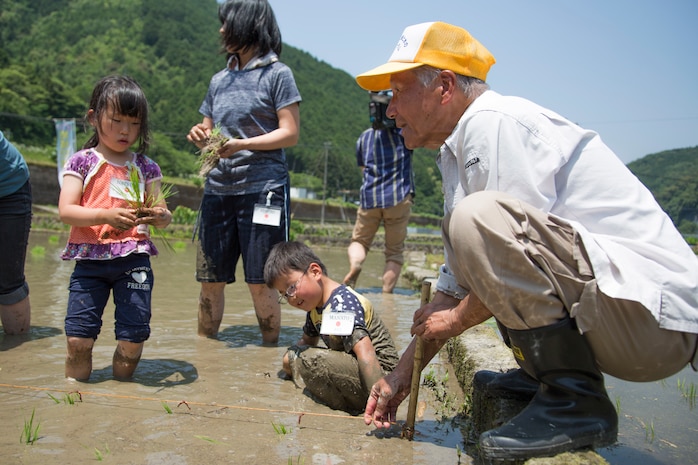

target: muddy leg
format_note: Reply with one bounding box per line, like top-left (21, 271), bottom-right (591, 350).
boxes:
top-left (0, 296), bottom-right (31, 335)
top-left (343, 242), bottom-right (366, 288)
top-left (381, 260), bottom-right (402, 294)
top-left (113, 340), bottom-right (144, 380)
top-left (248, 283), bottom-right (280, 345)
top-left (198, 282), bottom-right (225, 337)
top-left (65, 336), bottom-right (95, 381)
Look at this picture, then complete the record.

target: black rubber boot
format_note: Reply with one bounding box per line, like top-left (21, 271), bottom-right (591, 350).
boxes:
top-left (479, 318), bottom-right (618, 461)
top-left (473, 368), bottom-right (539, 401)
top-left (474, 320), bottom-right (539, 401)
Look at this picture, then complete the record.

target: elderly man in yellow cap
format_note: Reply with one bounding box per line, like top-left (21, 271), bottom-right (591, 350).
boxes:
top-left (357, 21), bottom-right (698, 461)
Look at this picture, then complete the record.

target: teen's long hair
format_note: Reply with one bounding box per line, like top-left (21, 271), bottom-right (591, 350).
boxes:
top-left (83, 75), bottom-right (150, 154)
top-left (218, 0), bottom-right (282, 57)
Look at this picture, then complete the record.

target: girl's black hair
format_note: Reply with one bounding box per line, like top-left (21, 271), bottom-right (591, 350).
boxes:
top-left (83, 75), bottom-right (150, 154)
top-left (218, 0), bottom-right (282, 57)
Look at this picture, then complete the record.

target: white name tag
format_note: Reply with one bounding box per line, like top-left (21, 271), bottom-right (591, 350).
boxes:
top-left (252, 204), bottom-right (282, 226)
top-left (320, 312), bottom-right (355, 336)
top-left (110, 178), bottom-right (143, 202)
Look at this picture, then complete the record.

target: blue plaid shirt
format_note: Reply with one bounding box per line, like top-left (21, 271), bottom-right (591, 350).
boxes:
top-left (357, 128), bottom-right (414, 209)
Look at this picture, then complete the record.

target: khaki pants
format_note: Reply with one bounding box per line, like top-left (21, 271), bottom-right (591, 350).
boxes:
top-left (445, 191), bottom-right (697, 381)
top-left (351, 196), bottom-right (412, 264)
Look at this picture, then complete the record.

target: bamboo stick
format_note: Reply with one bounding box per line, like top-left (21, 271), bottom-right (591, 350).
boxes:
top-left (402, 280), bottom-right (432, 440)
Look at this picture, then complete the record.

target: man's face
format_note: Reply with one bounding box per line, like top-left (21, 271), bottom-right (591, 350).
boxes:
top-left (387, 70), bottom-right (444, 150)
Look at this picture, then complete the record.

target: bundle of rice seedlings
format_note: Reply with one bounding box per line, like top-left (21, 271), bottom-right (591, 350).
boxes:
top-left (197, 125), bottom-right (229, 178)
top-left (111, 163), bottom-right (177, 250)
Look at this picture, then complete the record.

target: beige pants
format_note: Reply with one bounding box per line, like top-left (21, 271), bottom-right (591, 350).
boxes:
top-left (445, 191), bottom-right (698, 382)
top-left (351, 196), bottom-right (412, 264)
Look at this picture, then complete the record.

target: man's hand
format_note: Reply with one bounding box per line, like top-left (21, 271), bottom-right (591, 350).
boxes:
top-left (412, 292), bottom-right (492, 342)
top-left (363, 373), bottom-right (410, 429)
top-left (411, 291), bottom-right (466, 340)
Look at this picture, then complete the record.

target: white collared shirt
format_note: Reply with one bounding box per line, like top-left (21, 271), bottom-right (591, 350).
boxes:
top-left (436, 90), bottom-right (698, 334)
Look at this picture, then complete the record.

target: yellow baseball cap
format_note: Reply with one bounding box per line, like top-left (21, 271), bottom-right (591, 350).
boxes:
top-left (356, 22), bottom-right (496, 91)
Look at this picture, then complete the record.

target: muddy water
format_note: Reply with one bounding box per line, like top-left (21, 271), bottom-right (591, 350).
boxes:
top-left (1, 231), bottom-right (696, 465)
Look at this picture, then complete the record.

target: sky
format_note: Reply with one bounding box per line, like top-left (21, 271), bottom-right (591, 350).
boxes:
top-left (265, 0), bottom-right (698, 164)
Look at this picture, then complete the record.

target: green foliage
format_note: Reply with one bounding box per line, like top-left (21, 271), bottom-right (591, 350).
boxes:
top-left (48, 391), bottom-right (83, 405)
top-left (149, 132), bottom-right (197, 179)
top-left (289, 219), bottom-right (306, 241)
top-left (94, 444), bottom-right (110, 461)
top-left (411, 148), bottom-right (444, 216)
top-left (271, 421), bottom-right (291, 435)
top-left (0, 0), bottom-right (430, 211)
top-left (20, 408), bottom-right (41, 445)
top-left (289, 172), bottom-right (323, 191)
top-left (172, 206), bottom-right (198, 225)
top-left (162, 401), bottom-right (173, 414)
top-left (627, 146), bottom-right (698, 226)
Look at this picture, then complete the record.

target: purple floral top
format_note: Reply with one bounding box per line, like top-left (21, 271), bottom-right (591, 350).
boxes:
top-left (60, 149), bottom-right (163, 261)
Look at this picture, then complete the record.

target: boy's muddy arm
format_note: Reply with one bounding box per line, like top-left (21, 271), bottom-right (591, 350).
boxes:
top-left (353, 336), bottom-right (385, 392)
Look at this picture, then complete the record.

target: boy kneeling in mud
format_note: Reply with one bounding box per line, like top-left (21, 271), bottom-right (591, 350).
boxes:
top-left (264, 241), bottom-right (399, 414)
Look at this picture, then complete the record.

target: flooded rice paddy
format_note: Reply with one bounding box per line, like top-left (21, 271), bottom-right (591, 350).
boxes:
top-left (0, 231), bottom-right (696, 464)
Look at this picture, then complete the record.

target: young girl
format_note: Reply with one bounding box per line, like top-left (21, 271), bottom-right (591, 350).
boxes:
top-left (264, 241), bottom-right (399, 414)
top-left (186, 0), bottom-right (301, 344)
top-left (58, 75), bottom-right (172, 381)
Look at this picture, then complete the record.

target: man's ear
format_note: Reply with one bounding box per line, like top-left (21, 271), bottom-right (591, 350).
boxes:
top-left (438, 70), bottom-right (458, 102)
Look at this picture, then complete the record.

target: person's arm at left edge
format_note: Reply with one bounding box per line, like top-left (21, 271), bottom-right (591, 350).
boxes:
top-left (216, 103), bottom-right (300, 158)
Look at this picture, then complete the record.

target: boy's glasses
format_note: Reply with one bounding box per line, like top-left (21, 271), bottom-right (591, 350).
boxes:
top-left (278, 268), bottom-right (309, 304)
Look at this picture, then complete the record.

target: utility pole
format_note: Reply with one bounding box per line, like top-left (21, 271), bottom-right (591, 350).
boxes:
top-left (321, 141), bottom-right (331, 225)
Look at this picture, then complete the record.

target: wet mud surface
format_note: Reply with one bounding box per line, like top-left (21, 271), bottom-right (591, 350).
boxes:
top-left (1, 231), bottom-right (696, 464)
top-left (1, 232), bottom-right (466, 464)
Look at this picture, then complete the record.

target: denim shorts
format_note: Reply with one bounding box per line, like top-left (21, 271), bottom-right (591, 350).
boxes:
top-left (65, 254), bottom-right (153, 342)
top-left (0, 180), bottom-right (32, 305)
top-left (196, 186), bottom-right (289, 284)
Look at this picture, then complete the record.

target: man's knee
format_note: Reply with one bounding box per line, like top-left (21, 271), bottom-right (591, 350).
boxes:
top-left (452, 191), bottom-right (513, 226)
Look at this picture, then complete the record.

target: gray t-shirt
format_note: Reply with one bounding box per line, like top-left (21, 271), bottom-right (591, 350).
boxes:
top-left (199, 56), bottom-right (302, 195)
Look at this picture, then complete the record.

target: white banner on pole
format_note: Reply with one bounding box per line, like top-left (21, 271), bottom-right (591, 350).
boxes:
top-left (54, 118), bottom-right (76, 187)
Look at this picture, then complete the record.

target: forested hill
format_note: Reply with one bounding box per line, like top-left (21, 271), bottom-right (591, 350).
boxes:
top-left (2, 1), bottom-right (398, 203)
top-left (627, 146), bottom-right (698, 232)
top-left (0, 0), bottom-right (695, 221)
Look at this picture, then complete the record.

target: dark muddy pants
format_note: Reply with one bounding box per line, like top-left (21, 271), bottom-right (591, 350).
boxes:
top-left (287, 346), bottom-right (369, 414)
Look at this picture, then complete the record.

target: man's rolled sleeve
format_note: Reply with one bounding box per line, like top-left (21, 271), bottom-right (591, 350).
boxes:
top-left (435, 264), bottom-right (468, 300)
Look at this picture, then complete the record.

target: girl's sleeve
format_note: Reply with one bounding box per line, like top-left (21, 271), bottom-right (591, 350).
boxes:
top-left (138, 155), bottom-right (163, 184)
top-left (63, 151), bottom-right (93, 180)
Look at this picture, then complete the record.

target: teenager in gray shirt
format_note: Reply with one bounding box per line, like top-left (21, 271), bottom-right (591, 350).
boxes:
top-left (187, 0), bottom-right (301, 344)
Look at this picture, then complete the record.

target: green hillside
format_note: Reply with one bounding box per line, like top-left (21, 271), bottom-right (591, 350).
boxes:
top-left (627, 146), bottom-right (698, 233)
